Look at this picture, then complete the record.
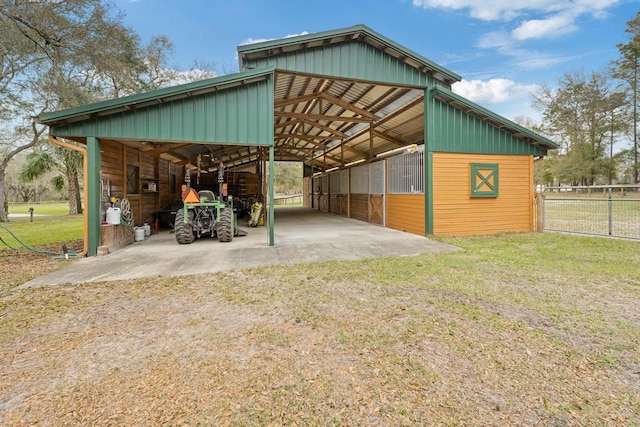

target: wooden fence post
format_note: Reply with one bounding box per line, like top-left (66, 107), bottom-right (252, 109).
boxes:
top-left (535, 192), bottom-right (544, 232)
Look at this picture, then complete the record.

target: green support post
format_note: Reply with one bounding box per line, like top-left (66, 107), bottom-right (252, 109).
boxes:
top-left (86, 136), bottom-right (102, 256)
top-left (268, 144), bottom-right (275, 246)
top-left (424, 88), bottom-right (434, 236)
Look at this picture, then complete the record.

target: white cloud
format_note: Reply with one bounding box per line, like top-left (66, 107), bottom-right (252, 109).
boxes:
top-left (512, 13), bottom-right (578, 40)
top-left (412, 0), bottom-right (561, 21)
top-left (452, 78), bottom-right (539, 104)
top-left (412, 0), bottom-right (620, 40)
top-left (240, 31), bottom-right (309, 46)
top-left (476, 31), bottom-right (579, 70)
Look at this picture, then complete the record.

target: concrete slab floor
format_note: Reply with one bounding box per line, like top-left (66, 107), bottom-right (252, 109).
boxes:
top-left (20, 207), bottom-right (460, 288)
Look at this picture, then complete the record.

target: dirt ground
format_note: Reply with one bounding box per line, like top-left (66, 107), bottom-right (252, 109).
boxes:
top-left (1, 236), bottom-right (639, 425)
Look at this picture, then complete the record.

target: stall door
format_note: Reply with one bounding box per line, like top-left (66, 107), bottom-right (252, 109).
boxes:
top-left (368, 161), bottom-right (385, 225)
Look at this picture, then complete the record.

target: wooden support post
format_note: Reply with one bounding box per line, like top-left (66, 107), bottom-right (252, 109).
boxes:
top-left (535, 192), bottom-right (544, 232)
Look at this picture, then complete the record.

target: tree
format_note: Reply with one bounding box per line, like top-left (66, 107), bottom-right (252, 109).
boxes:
top-left (21, 142), bottom-right (84, 214)
top-left (0, 123), bottom-right (47, 217)
top-left (0, 0), bottom-right (216, 220)
top-left (0, 0), bottom-right (128, 219)
top-left (533, 70), bottom-right (628, 185)
top-left (611, 11), bottom-right (640, 183)
top-left (274, 162), bottom-right (302, 194)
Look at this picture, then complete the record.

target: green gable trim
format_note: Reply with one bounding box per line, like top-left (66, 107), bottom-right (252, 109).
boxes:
top-left (426, 88), bottom-right (555, 157)
top-left (239, 24), bottom-right (461, 86)
top-left (471, 163), bottom-right (499, 198)
top-left (243, 41), bottom-right (438, 88)
top-left (42, 68), bottom-right (276, 146)
top-left (39, 66), bottom-right (276, 126)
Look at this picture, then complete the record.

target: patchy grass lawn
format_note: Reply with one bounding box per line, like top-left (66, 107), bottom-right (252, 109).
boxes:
top-left (1, 208), bottom-right (83, 296)
top-left (8, 202), bottom-right (76, 216)
top-left (1, 214), bottom-right (83, 249)
top-left (1, 233), bottom-right (639, 425)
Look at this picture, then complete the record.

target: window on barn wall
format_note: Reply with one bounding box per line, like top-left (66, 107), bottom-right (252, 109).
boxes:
top-left (351, 164), bottom-right (369, 194)
top-left (369, 161), bottom-right (384, 194)
top-left (127, 165), bottom-right (139, 194)
top-left (330, 171), bottom-right (340, 194)
top-left (387, 151), bottom-right (424, 194)
top-left (470, 163), bottom-right (499, 198)
top-left (340, 169), bottom-right (349, 194)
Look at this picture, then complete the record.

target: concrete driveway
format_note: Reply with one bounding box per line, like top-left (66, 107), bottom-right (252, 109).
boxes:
top-left (20, 207), bottom-right (460, 287)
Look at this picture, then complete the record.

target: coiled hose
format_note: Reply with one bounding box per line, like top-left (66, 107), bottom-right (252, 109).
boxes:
top-left (118, 198), bottom-right (134, 236)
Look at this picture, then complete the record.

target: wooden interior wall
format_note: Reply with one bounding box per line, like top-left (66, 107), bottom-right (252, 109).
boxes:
top-left (349, 194), bottom-right (368, 222)
top-left (319, 195), bottom-right (329, 212)
top-left (101, 140), bottom-right (125, 200)
top-left (386, 194), bottom-right (425, 235)
top-left (339, 195), bottom-right (348, 217)
top-left (432, 153), bottom-right (533, 236)
top-left (329, 194), bottom-right (340, 215)
top-left (100, 140), bottom-right (183, 228)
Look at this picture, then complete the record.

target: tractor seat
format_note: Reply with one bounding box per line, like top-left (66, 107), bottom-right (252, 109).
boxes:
top-left (198, 190), bottom-right (216, 202)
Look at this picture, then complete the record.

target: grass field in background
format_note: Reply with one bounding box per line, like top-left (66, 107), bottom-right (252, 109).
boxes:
top-left (8, 202), bottom-right (77, 216)
top-left (2, 203), bottom-right (83, 249)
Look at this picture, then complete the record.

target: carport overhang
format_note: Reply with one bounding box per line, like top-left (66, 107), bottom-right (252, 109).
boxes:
top-left (36, 24), bottom-right (556, 257)
top-left (37, 66), bottom-right (440, 256)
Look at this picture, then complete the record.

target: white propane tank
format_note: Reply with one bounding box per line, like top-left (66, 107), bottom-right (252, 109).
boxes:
top-left (134, 227), bottom-right (145, 242)
top-left (106, 207), bottom-right (121, 225)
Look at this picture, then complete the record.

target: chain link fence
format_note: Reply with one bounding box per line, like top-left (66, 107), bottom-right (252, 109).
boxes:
top-left (540, 185), bottom-right (640, 240)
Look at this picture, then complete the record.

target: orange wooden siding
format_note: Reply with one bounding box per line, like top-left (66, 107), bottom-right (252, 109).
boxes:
top-left (386, 194), bottom-right (425, 236)
top-left (432, 153), bottom-right (533, 236)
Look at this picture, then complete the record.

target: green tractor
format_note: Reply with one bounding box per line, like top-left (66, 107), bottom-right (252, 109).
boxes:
top-left (175, 162), bottom-right (237, 244)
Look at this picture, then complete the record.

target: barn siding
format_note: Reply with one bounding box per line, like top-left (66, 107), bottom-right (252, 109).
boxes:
top-left (100, 140), bottom-right (182, 228)
top-left (243, 40), bottom-right (438, 88)
top-left (329, 195), bottom-right (340, 215)
top-left (386, 194), bottom-right (425, 235)
top-left (349, 194), bottom-right (369, 222)
top-left (432, 153), bottom-right (533, 236)
top-left (51, 76), bottom-right (275, 147)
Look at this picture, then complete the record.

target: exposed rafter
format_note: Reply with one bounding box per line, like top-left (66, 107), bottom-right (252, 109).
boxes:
top-left (275, 111), bottom-right (372, 123)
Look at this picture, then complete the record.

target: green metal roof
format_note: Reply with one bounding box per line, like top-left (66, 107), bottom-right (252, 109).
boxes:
top-left (38, 66), bottom-right (276, 126)
top-left (237, 24), bottom-right (462, 85)
top-left (430, 86), bottom-right (559, 150)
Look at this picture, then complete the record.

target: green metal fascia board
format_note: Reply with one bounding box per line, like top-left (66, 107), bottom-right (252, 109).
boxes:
top-left (430, 87), bottom-right (559, 150)
top-left (38, 66), bottom-right (277, 125)
top-left (49, 74), bottom-right (275, 146)
top-left (238, 24), bottom-right (461, 83)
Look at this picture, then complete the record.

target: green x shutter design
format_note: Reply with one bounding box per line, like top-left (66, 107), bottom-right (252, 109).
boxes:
top-left (471, 163), bottom-right (499, 198)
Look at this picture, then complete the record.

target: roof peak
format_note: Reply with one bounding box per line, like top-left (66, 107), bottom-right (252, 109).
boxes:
top-left (237, 24), bottom-right (461, 84)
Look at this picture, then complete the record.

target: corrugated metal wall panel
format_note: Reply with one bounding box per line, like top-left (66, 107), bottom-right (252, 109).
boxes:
top-left (432, 153), bottom-right (533, 236)
top-left (428, 97), bottom-right (547, 156)
top-left (52, 79), bottom-right (274, 146)
top-left (245, 42), bottom-right (436, 88)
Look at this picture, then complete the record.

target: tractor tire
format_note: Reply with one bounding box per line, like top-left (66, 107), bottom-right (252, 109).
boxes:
top-left (175, 208), bottom-right (195, 244)
top-left (217, 208), bottom-right (233, 242)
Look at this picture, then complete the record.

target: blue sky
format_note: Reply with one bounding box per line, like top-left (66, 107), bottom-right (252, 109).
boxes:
top-left (113, 0), bottom-right (639, 124)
